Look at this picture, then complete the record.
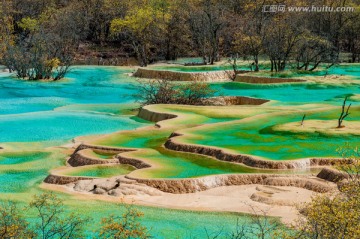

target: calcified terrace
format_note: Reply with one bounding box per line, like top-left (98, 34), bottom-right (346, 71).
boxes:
top-left (1, 64), bottom-right (359, 236)
top-left (45, 95), bottom-right (359, 194)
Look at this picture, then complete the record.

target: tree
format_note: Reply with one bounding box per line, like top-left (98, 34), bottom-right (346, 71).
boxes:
top-left (338, 96), bottom-right (351, 128)
top-left (231, 0), bottom-right (270, 72)
top-left (161, 0), bottom-right (192, 60)
top-left (0, 0), bottom-right (14, 60)
top-left (188, 0), bottom-right (226, 64)
top-left (29, 192), bottom-right (90, 239)
top-left (110, 0), bottom-right (171, 66)
top-left (134, 79), bottom-right (215, 106)
top-left (177, 81), bottom-right (216, 105)
top-left (225, 57), bottom-right (239, 81)
top-left (1, 3), bottom-right (80, 81)
top-left (301, 114), bottom-right (306, 127)
top-left (262, 14), bottom-right (303, 72)
top-left (0, 203), bottom-right (34, 239)
top-left (135, 79), bottom-right (177, 105)
top-left (341, 3), bottom-right (360, 63)
top-left (281, 147), bottom-right (360, 239)
top-left (98, 203), bottom-right (150, 239)
top-left (200, 206), bottom-right (282, 239)
top-left (295, 32), bottom-right (337, 71)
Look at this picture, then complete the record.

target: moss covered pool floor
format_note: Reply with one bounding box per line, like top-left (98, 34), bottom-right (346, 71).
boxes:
top-left (1, 65), bottom-right (360, 238)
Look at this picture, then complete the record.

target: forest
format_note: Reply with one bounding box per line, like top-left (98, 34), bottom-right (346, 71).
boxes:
top-left (1, 0), bottom-right (360, 80)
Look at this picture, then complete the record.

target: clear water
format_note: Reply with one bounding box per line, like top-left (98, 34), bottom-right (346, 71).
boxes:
top-left (0, 111), bottom-right (148, 142)
top-left (0, 66), bottom-right (149, 143)
top-left (0, 170), bottom-right (48, 193)
top-left (186, 108), bottom-right (360, 160)
top-left (213, 82), bottom-right (360, 104)
top-left (153, 62), bottom-right (360, 79)
top-left (63, 164), bottom-right (135, 178)
top-left (0, 151), bottom-right (50, 165)
top-left (1, 64), bottom-right (359, 237)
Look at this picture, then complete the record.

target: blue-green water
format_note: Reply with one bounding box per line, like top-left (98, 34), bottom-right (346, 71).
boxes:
top-left (0, 111), bottom-right (145, 142)
top-left (151, 63), bottom-right (360, 103)
top-left (0, 170), bottom-right (47, 193)
top-left (0, 151), bottom-right (50, 165)
top-left (0, 66), bottom-right (149, 143)
top-left (155, 61), bottom-right (360, 79)
top-left (0, 64), bottom-right (359, 238)
top-left (189, 109), bottom-right (360, 160)
top-left (214, 82), bottom-right (360, 104)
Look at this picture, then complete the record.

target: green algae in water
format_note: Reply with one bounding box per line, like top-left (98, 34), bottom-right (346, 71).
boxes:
top-left (214, 82), bottom-right (360, 103)
top-left (187, 110), bottom-right (360, 161)
top-left (0, 170), bottom-right (48, 193)
top-left (64, 164), bottom-right (135, 178)
top-left (0, 151), bottom-right (50, 165)
top-left (86, 150), bottom-right (116, 159)
top-left (3, 193), bottom-right (283, 239)
top-left (2, 65), bottom-right (360, 236)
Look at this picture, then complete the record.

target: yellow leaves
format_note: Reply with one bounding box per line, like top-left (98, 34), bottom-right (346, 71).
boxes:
top-left (304, 193), bottom-right (360, 238)
top-left (98, 202), bottom-right (150, 239)
top-left (0, 203), bottom-right (31, 238)
top-left (289, 149), bottom-right (360, 239)
top-left (45, 58), bottom-right (61, 68)
top-left (18, 17), bottom-right (39, 32)
top-left (110, 6), bottom-right (155, 36)
top-left (103, 0), bottom-right (124, 13)
top-left (0, 1), bottom-right (14, 55)
top-left (18, 6), bottom-right (57, 33)
top-left (110, 0), bottom-right (171, 37)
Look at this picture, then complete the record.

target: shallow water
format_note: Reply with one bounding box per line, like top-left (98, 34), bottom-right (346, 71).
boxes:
top-left (1, 65), bottom-right (359, 237)
top-left (153, 62), bottom-right (360, 79)
top-left (187, 108), bottom-right (360, 160)
top-left (213, 82), bottom-right (360, 104)
top-left (63, 164), bottom-right (135, 178)
top-left (0, 150), bottom-right (281, 238)
top-left (0, 66), bottom-right (150, 143)
top-left (0, 151), bottom-right (50, 165)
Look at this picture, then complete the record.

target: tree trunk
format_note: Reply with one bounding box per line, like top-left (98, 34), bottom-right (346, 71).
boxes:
top-left (254, 55), bottom-right (259, 72)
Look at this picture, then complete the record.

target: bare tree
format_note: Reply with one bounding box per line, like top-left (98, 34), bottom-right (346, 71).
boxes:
top-left (0, 202), bottom-right (34, 239)
top-left (301, 114), bottom-right (306, 127)
top-left (134, 79), bottom-right (178, 106)
top-left (226, 219), bottom-right (247, 239)
top-left (225, 57), bottom-right (238, 81)
top-left (189, 0), bottom-right (226, 65)
top-left (338, 96), bottom-right (351, 128)
top-left (246, 206), bottom-right (281, 239)
top-left (199, 205), bottom-right (281, 239)
top-left (295, 32), bottom-right (337, 71)
top-left (134, 79), bottom-right (215, 106)
top-left (29, 192), bottom-right (90, 239)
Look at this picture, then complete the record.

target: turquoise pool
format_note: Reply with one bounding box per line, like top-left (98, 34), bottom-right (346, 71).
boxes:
top-left (0, 66), bottom-right (150, 143)
top-left (0, 65), bottom-right (359, 238)
top-left (213, 82), bottom-right (360, 104)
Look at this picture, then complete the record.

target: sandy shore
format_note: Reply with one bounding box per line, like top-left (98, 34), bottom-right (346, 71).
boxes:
top-left (42, 182), bottom-right (316, 225)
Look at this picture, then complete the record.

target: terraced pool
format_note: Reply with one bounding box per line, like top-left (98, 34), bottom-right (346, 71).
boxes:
top-left (178, 106), bottom-right (360, 161)
top-left (63, 164), bottom-right (135, 178)
top-left (1, 64), bottom-right (359, 237)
